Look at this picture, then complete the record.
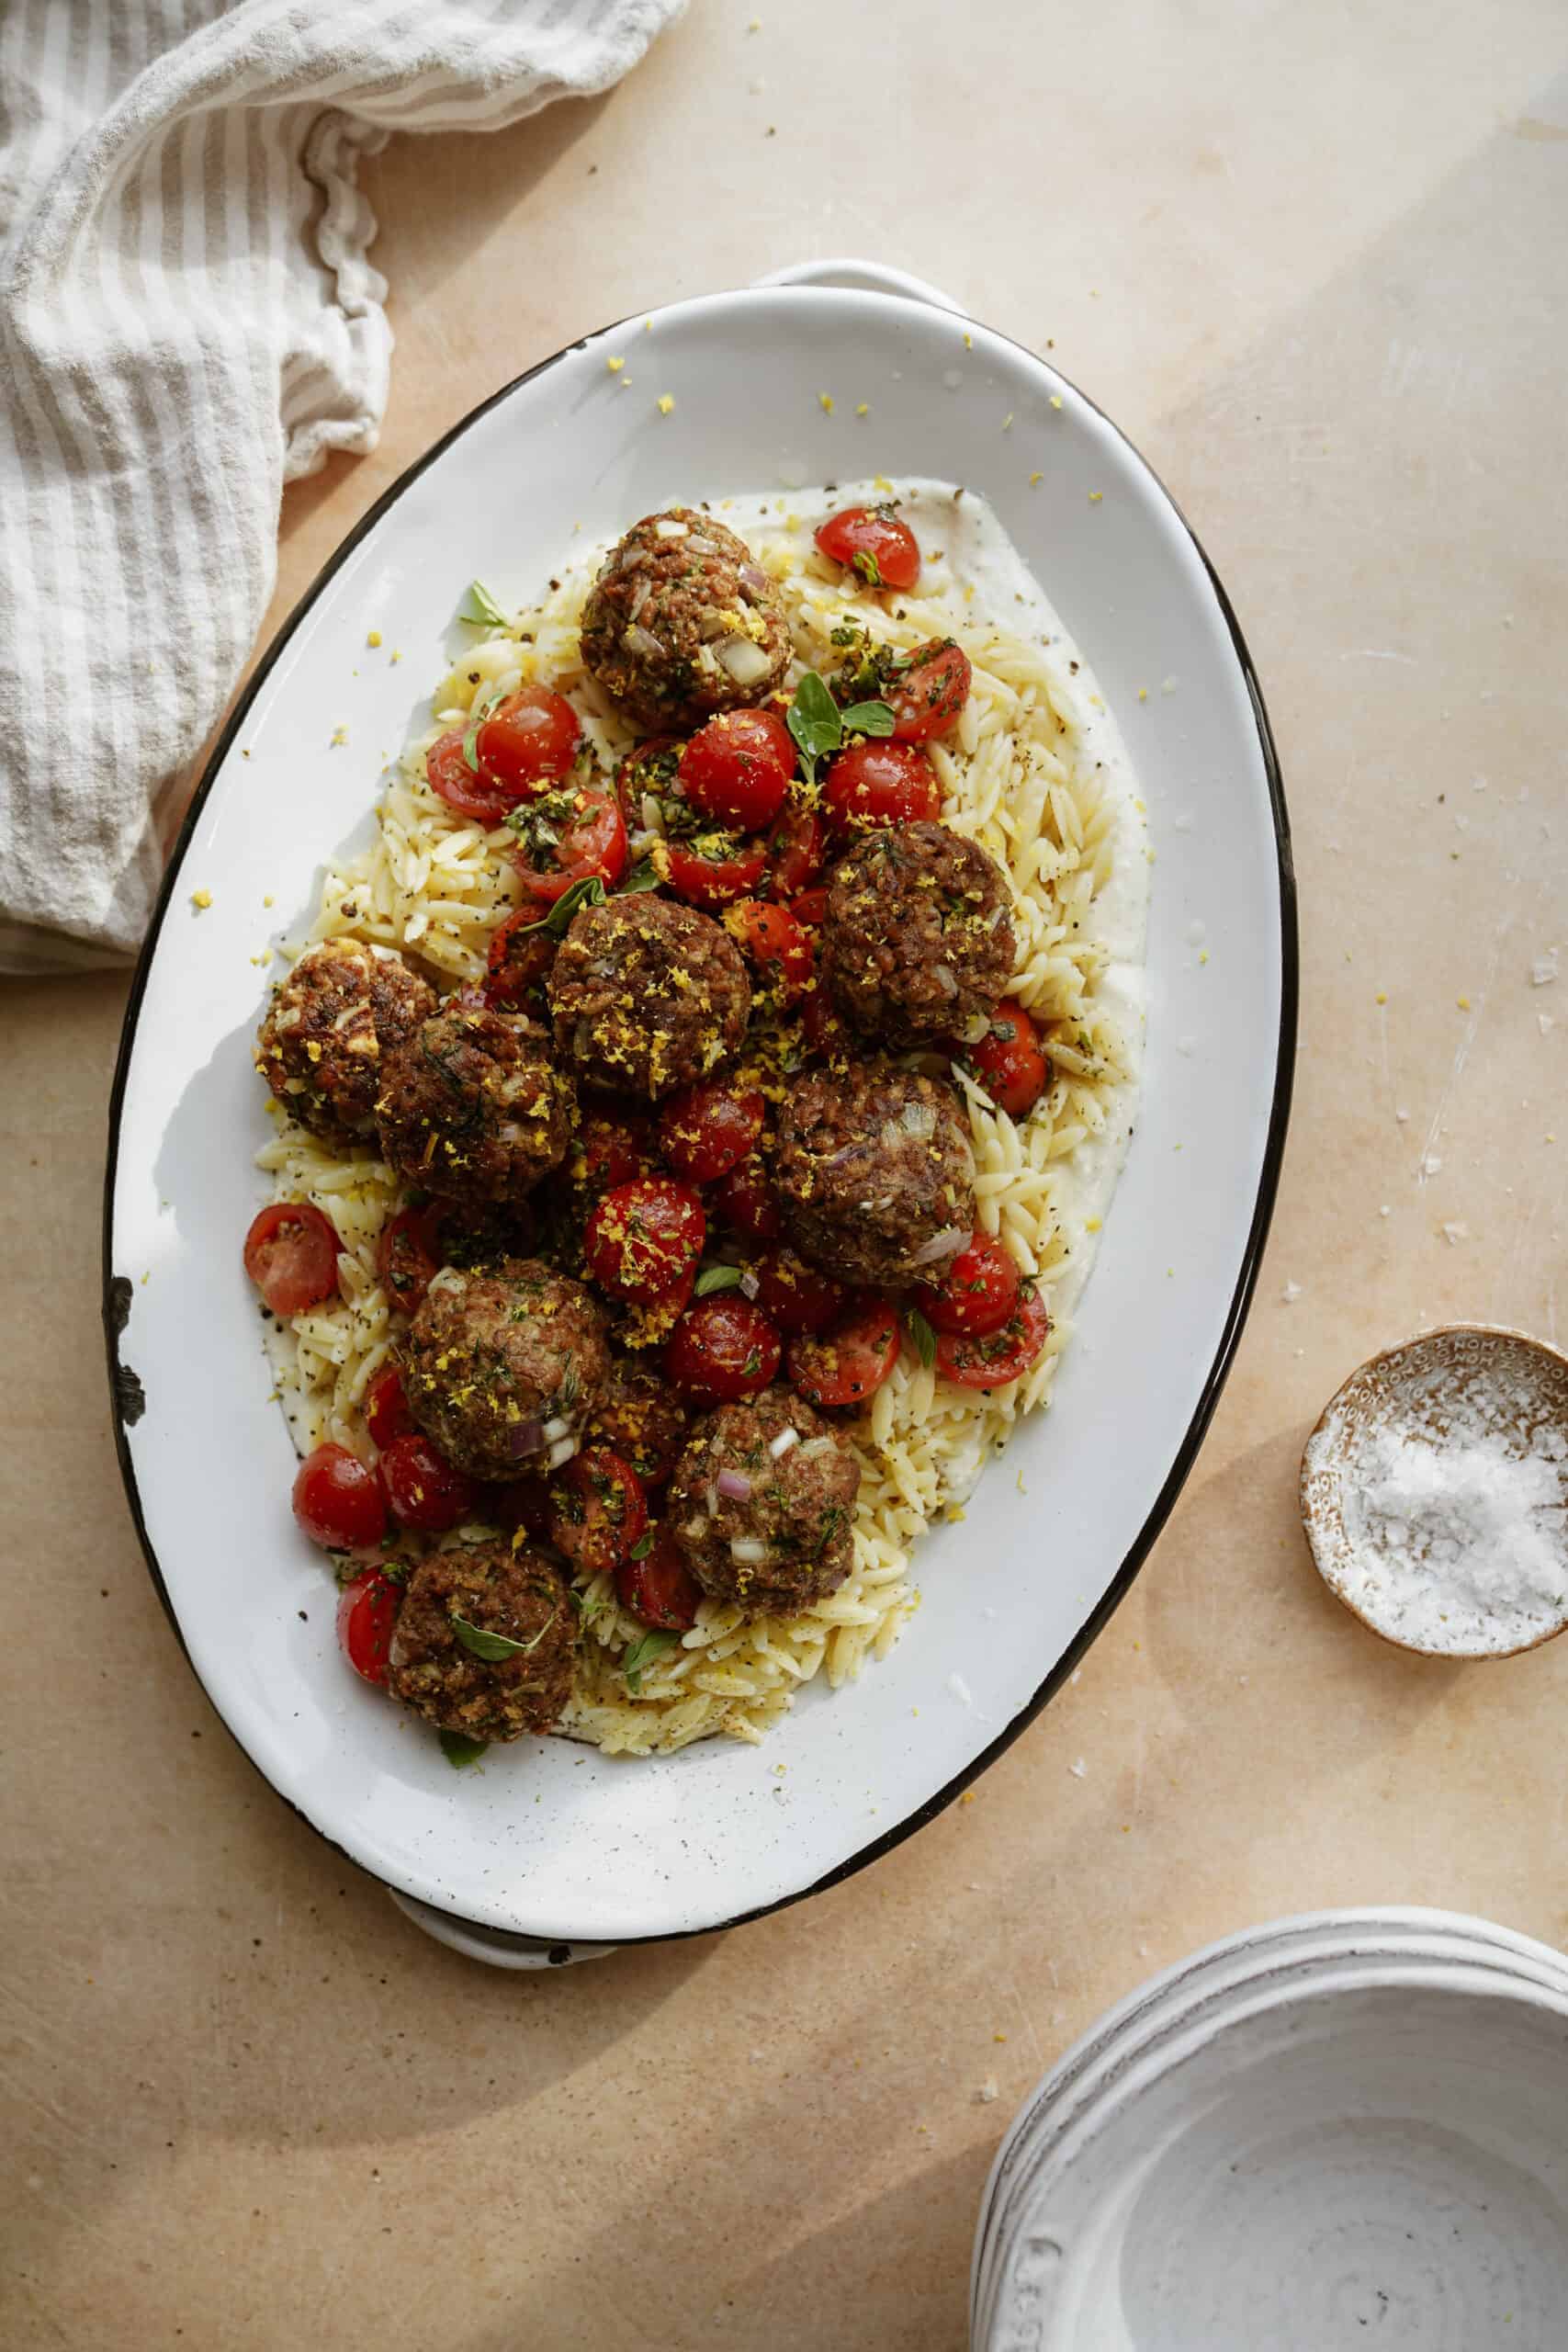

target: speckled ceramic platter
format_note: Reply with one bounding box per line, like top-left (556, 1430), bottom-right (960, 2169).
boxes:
top-left (104, 260), bottom-right (1293, 1945)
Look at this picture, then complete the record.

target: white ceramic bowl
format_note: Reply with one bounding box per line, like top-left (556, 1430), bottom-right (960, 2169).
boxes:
top-left (104, 260), bottom-right (1293, 1944)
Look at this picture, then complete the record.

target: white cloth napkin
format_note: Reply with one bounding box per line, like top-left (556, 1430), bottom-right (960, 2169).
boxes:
top-left (0, 0), bottom-right (683, 976)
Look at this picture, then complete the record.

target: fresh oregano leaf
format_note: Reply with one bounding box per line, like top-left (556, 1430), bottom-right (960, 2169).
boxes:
top-left (905, 1306), bottom-right (938, 1370)
top-left (438, 1729), bottom-right (489, 1768)
top-left (458, 579), bottom-right (508, 628)
top-left (623, 1628), bottom-right (680, 1693)
top-left (694, 1263), bottom-right (744, 1297)
top-left (839, 698), bottom-right (896, 738)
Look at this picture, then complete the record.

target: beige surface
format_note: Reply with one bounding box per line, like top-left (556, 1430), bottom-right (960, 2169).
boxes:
top-left (6, 3), bottom-right (1568, 2344)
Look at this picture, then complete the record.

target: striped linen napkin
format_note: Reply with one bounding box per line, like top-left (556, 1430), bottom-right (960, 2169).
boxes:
top-left (0, 0), bottom-right (683, 976)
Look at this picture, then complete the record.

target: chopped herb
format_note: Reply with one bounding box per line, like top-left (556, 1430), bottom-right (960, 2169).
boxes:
top-left (461, 683), bottom-right (507, 774)
top-left (450, 1602), bottom-right (558, 1661)
top-left (570, 1586), bottom-right (608, 1626)
top-left (786, 671), bottom-right (894, 784)
top-left (627, 1530), bottom-right (656, 1560)
top-left (493, 870), bottom-right (605, 941)
top-left (459, 579), bottom-right (508, 628)
top-left (623, 1628), bottom-right (680, 1692)
top-left (617, 855), bottom-right (663, 894)
top-left (558, 1361), bottom-right (581, 1411)
top-left (694, 1263), bottom-right (744, 1297)
top-left (852, 548), bottom-right (884, 588)
top-left (438, 1729), bottom-right (489, 1768)
top-left (905, 1306), bottom-right (938, 1369)
top-left (840, 699), bottom-right (896, 738)
top-left (742, 1349), bottom-right (763, 1377)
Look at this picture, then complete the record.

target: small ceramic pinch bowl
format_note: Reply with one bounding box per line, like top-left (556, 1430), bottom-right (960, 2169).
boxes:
top-left (1301, 1325), bottom-right (1568, 1660)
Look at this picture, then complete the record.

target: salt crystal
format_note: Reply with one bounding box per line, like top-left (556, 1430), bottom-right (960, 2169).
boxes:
top-left (1068, 1758), bottom-right (1087, 1779)
top-left (976, 2078), bottom-right (999, 2104)
top-left (1531, 955), bottom-right (1559, 988)
top-left (1380, 1204), bottom-right (1392, 1217)
top-left (1540, 1014), bottom-right (1556, 1036)
top-left (1281, 1280), bottom-right (1302, 1304)
top-left (948, 1673), bottom-right (974, 1708)
top-left (1172, 812), bottom-right (1195, 832)
top-left (1441, 1220), bottom-right (1470, 1245)
top-left (1396, 1107), bottom-right (1410, 1124)
top-left (1423, 1154), bottom-right (1442, 1177)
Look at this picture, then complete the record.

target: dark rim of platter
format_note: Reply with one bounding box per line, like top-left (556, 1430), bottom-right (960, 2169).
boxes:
top-left (103, 288), bottom-right (1299, 1951)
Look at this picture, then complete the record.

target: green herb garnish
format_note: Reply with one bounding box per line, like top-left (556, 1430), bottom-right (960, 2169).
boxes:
top-left (494, 871), bottom-right (606, 942)
top-left (694, 1263), bottom-right (744, 1297)
top-left (450, 1604), bottom-right (558, 1662)
top-left (438, 1729), bottom-right (490, 1768)
top-left (905, 1306), bottom-right (938, 1370)
top-left (627, 1530), bottom-right (655, 1560)
top-left (458, 579), bottom-right (508, 628)
top-left (617, 856), bottom-right (662, 894)
top-left (623, 1628), bottom-right (680, 1693)
top-left (460, 683), bottom-right (507, 774)
top-left (785, 668), bottom-right (895, 783)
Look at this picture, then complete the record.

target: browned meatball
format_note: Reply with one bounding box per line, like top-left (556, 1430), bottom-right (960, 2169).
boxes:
top-left (579, 508), bottom-right (792, 730)
top-left (548, 895), bottom-right (750, 1101)
top-left (668, 1388), bottom-right (861, 1614)
top-left (400, 1258), bottom-right (610, 1479)
top-left (584, 1358), bottom-right (692, 1487)
top-left (255, 937), bottom-right (434, 1147)
top-left (388, 1542), bottom-right (574, 1741)
top-left (774, 1059), bottom-right (975, 1288)
top-left (376, 999), bottom-right (572, 1212)
top-left (821, 821), bottom-right (1015, 1044)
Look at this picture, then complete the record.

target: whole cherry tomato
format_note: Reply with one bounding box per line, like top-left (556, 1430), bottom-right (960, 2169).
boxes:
top-left (662, 833), bottom-right (769, 910)
top-left (727, 899), bottom-right (813, 998)
top-left (548, 1447), bottom-right (649, 1577)
top-left (664, 1297), bottom-right (782, 1405)
top-left (658, 1081), bottom-right (765, 1184)
top-left (764, 803), bottom-right (826, 899)
top-left (243, 1202), bottom-right (341, 1317)
top-left (511, 780), bottom-right (627, 902)
top-left (377, 1433), bottom-right (478, 1533)
top-left (785, 1300), bottom-right (901, 1411)
top-left (712, 1153), bottom-right (782, 1243)
top-left (377, 1203), bottom-right (445, 1317)
top-left (935, 1289), bottom-right (1051, 1391)
top-left (475, 686), bottom-right (581, 797)
top-left (814, 504), bottom-right (921, 592)
top-left (886, 639), bottom-right (971, 742)
top-left (753, 1248), bottom-right (847, 1335)
top-left (910, 1230), bottom-right (1021, 1339)
top-left (680, 708), bottom-right (795, 832)
top-left (365, 1365), bottom-right (416, 1448)
top-left (616, 1521), bottom-right (701, 1631)
top-left (336, 1566), bottom-right (402, 1687)
top-left (962, 1003), bottom-right (1050, 1119)
top-left (822, 739), bottom-right (941, 831)
top-left (584, 1179), bottom-right (706, 1304)
top-left (293, 1443), bottom-right (388, 1550)
top-left (483, 899), bottom-right (557, 1010)
top-left (789, 887), bottom-right (830, 930)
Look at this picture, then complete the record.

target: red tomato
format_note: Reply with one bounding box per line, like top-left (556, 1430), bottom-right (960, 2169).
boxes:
top-left (476, 686), bottom-right (581, 797)
top-left (293, 1443), bottom-right (388, 1551)
top-left (753, 1249), bottom-right (847, 1335)
top-left (377, 1204), bottom-right (445, 1317)
top-left (814, 504), bottom-right (921, 592)
top-left (616, 734), bottom-right (685, 830)
top-left (800, 976), bottom-right (851, 1059)
top-left (680, 708), bottom-right (795, 832)
top-left (377, 1432), bottom-right (478, 1532)
top-left (336, 1566), bottom-right (402, 1687)
top-left (574, 1109), bottom-right (660, 1193)
top-left (662, 833), bottom-right (769, 910)
top-left (483, 899), bottom-right (557, 1010)
top-left (936, 1289), bottom-right (1051, 1391)
top-left (712, 1152), bottom-right (782, 1242)
top-left (616, 1521), bottom-right (701, 1631)
top-left (548, 1447), bottom-right (649, 1577)
top-left (789, 887), bottom-right (830, 930)
top-left (786, 1300), bottom-right (901, 1411)
top-left (728, 898), bottom-right (813, 998)
top-left (425, 727), bottom-right (510, 825)
top-left (659, 1081), bottom-right (765, 1184)
top-left (822, 739), bottom-right (941, 831)
top-left (963, 1003), bottom-right (1050, 1119)
top-left (886, 640), bottom-right (972, 742)
top-left (511, 782), bottom-right (627, 902)
top-left (664, 1298), bottom-right (782, 1404)
top-left (365, 1365), bottom-right (416, 1448)
top-left (243, 1202), bottom-right (341, 1317)
top-left (584, 1178), bottom-right (706, 1304)
top-left (911, 1230), bottom-right (1021, 1339)
top-left (765, 803), bottom-right (826, 898)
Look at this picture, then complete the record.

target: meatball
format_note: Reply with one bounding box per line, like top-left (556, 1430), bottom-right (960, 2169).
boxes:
top-left (821, 821), bottom-right (1015, 1044)
top-left (400, 1257), bottom-right (611, 1479)
top-left (774, 1059), bottom-right (975, 1288)
top-left (548, 895), bottom-right (750, 1101)
top-left (255, 937), bottom-right (434, 1148)
top-left (584, 1358), bottom-right (692, 1487)
top-left (388, 1542), bottom-right (574, 1741)
top-left (579, 508), bottom-right (792, 730)
top-left (668, 1388), bottom-right (861, 1613)
top-left (376, 998), bottom-right (573, 1212)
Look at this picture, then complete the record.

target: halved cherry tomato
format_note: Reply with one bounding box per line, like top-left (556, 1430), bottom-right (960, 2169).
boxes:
top-left (476, 686), bottom-right (581, 797)
top-left (815, 504), bottom-right (921, 592)
top-left (935, 1288), bottom-right (1051, 1391)
top-left (484, 899), bottom-right (557, 1010)
top-left (662, 833), bottom-right (769, 910)
top-left (548, 1447), bottom-right (648, 1577)
top-left (727, 899), bottom-right (812, 999)
top-left (425, 728), bottom-right (508, 826)
top-left (821, 739), bottom-right (941, 831)
top-left (572, 1109), bottom-right (660, 1193)
top-left (616, 1521), bottom-right (701, 1631)
top-left (615, 735), bottom-right (684, 831)
top-left (664, 1297), bottom-right (782, 1404)
top-left (800, 976), bottom-right (851, 1059)
top-left (377, 1432), bottom-right (478, 1532)
top-left (712, 1152), bottom-right (782, 1242)
top-left (293, 1443), bottom-right (388, 1551)
top-left (753, 1248), bottom-right (846, 1335)
top-left (365, 1365), bottom-right (416, 1448)
top-left (243, 1202), bottom-right (341, 1317)
top-left (511, 781), bottom-right (627, 902)
top-left (765, 803), bottom-right (826, 899)
top-left (786, 1299), bottom-right (901, 1411)
top-left (336, 1566), bottom-right (402, 1687)
top-left (886, 640), bottom-right (972, 742)
top-left (911, 1230), bottom-right (1021, 1339)
top-left (585, 1179), bottom-right (706, 1304)
top-left (378, 1204), bottom-right (445, 1317)
top-left (659, 1082), bottom-right (765, 1184)
top-left (789, 887), bottom-right (830, 930)
top-left (962, 1003), bottom-right (1050, 1119)
top-left (680, 708), bottom-right (795, 832)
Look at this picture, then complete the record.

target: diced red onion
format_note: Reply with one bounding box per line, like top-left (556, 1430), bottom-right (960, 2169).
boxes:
top-left (654, 518), bottom-right (689, 538)
top-left (542, 1415), bottom-right (572, 1443)
top-left (796, 1435), bottom-right (837, 1460)
top-left (546, 1433), bottom-right (580, 1470)
top-left (901, 1102), bottom-right (937, 1138)
top-left (507, 1417), bottom-right (546, 1459)
top-left (934, 964), bottom-right (959, 998)
top-left (640, 792), bottom-right (665, 835)
top-left (738, 1267), bottom-right (761, 1300)
top-left (738, 563), bottom-right (770, 595)
top-left (426, 1266), bottom-right (465, 1297)
top-left (716, 1468), bottom-right (753, 1502)
top-left (768, 1428), bottom-right (800, 1461)
top-left (959, 1012), bottom-right (991, 1045)
top-left (622, 623), bottom-right (665, 661)
top-left (729, 1537), bottom-right (772, 1566)
top-left (911, 1223), bottom-right (969, 1267)
top-left (715, 636), bottom-right (773, 686)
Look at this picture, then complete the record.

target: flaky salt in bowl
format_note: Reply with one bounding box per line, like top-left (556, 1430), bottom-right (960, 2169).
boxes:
top-left (1302, 1327), bottom-right (1568, 1659)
